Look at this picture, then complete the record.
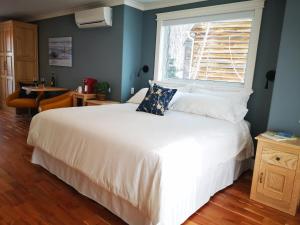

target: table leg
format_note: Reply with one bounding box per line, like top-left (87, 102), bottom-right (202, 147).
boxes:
top-left (73, 96), bottom-right (77, 107)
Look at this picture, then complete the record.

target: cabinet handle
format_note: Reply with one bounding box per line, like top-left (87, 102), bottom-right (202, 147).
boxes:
top-left (276, 156), bottom-right (281, 161)
top-left (259, 172), bottom-right (264, 183)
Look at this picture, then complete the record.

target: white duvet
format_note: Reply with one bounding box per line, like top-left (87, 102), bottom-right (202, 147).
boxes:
top-left (27, 103), bottom-right (253, 225)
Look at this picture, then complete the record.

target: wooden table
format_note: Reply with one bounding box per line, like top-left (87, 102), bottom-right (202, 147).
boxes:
top-left (73, 92), bottom-right (96, 107)
top-left (22, 86), bottom-right (68, 92)
top-left (86, 100), bottom-right (120, 106)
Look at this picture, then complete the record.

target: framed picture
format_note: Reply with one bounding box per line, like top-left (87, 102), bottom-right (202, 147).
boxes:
top-left (49, 37), bottom-right (72, 67)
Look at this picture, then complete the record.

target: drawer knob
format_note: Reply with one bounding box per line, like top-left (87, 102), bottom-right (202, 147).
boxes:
top-left (276, 157), bottom-right (281, 161)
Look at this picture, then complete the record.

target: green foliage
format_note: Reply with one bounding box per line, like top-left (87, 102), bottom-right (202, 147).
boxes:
top-left (94, 82), bottom-right (110, 94)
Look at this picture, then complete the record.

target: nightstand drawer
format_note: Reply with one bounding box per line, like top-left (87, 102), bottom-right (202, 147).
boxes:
top-left (262, 148), bottom-right (298, 170)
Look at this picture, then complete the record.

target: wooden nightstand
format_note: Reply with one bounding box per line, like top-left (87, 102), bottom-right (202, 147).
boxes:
top-left (250, 135), bottom-right (300, 215)
top-left (73, 93), bottom-right (96, 107)
top-left (85, 100), bottom-right (119, 106)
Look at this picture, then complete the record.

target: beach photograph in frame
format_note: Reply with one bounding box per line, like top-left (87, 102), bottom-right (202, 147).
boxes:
top-left (49, 37), bottom-right (72, 67)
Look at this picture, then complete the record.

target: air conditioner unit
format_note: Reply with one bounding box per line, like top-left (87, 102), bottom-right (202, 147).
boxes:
top-left (75, 7), bottom-right (112, 28)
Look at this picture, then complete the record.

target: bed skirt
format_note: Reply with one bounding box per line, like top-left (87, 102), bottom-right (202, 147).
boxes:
top-left (32, 147), bottom-right (252, 225)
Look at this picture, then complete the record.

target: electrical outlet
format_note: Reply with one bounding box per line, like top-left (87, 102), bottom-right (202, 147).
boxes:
top-left (131, 88), bottom-right (135, 95)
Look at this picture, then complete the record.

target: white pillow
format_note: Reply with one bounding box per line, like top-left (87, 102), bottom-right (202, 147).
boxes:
top-left (127, 88), bottom-right (148, 104)
top-left (148, 80), bottom-right (191, 92)
top-left (190, 86), bottom-right (253, 108)
top-left (170, 92), bottom-right (248, 123)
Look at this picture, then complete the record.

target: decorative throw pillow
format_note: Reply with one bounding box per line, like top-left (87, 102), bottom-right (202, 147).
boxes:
top-left (136, 84), bottom-right (177, 116)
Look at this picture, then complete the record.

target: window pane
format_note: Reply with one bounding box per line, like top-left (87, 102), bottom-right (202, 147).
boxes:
top-left (162, 19), bottom-right (252, 84)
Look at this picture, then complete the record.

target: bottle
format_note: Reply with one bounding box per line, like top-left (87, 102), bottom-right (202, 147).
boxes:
top-left (40, 77), bottom-right (45, 88)
top-left (83, 79), bottom-right (87, 93)
top-left (50, 76), bottom-right (56, 87)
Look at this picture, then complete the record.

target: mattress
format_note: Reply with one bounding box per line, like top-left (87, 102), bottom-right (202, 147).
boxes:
top-left (28, 103), bottom-right (254, 225)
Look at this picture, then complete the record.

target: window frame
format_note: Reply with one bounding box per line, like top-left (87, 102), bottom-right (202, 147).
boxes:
top-left (154, 0), bottom-right (265, 91)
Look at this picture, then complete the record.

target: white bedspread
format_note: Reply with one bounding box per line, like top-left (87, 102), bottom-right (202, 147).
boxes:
top-left (27, 103), bottom-right (253, 225)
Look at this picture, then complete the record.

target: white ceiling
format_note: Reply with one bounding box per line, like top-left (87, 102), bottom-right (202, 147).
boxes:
top-left (0, 0), bottom-right (206, 21)
top-left (0, 0), bottom-right (101, 20)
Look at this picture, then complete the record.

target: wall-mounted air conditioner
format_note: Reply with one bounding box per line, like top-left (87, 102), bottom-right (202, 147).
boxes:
top-left (75, 7), bottom-right (112, 28)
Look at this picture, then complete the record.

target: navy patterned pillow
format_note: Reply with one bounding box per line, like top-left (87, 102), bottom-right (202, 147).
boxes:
top-left (136, 84), bottom-right (177, 116)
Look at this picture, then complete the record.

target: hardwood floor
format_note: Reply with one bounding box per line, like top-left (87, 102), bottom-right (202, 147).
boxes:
top-left (0, 109), bottom-right (299, 225)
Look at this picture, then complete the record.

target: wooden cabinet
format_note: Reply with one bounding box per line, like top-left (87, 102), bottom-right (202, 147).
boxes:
top-left (0, 20), bottom-right (38, 108)
top-left (0, 29), bottom-right (4, 54)
top-left (250, 136), bottom-right (300, 215)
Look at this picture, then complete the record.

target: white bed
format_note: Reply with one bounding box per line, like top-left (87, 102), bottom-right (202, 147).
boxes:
top-left (28, 103), bottom-right (254, 225)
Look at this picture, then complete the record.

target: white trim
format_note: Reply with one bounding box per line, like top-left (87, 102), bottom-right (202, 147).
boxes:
top-left (153, 0), bottom-right (265, 92)
top-left (156, 0), bottom-right (265, 21)
top-left (154, 19), bottom-right (164, 82)
top-left (143, 0), bottom-right (208, 11)
top-left (243, 5), bottom-right (263, 90)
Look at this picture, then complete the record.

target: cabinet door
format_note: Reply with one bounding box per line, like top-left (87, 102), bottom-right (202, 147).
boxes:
top-left (6, 55), bottom-right (13, 78)
top-left (0, 26), bottom-right (4, 54)
top-left (6, 77), bottom-right (14, 97)
top-left (4, 25), bottom-right (12, 54)
top-left (257, 161), bottom-right (296, 204)
top-left (13, 22), bottom-right (38, 82)
top-left (15, 25), bottom-right (37, 59)
top-left (0, 56), bottom-right (5, 76)
top-left (0, 76), bottom-right (6, 104)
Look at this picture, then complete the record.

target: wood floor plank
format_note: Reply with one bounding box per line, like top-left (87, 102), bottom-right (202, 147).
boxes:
top-left (0, 109), bottom-right (299, 224)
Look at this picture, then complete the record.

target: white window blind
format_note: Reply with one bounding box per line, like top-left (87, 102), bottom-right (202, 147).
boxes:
top-left (161, 16), bottom-right (252, 84)
top-left (189, 19), bottom-right (252, 83)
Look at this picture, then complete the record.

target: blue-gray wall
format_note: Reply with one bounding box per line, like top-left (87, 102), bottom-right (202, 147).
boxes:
top-left (37, 6), bottom-right (125, 101)
top-left (37, 5), bottom-right (143, 101)
top-left (121, 6), bottom-right (143, 102)
top-left (138, 0), bottom-right (286, 136)
top-left (268, 0), bottom-right (300, 135)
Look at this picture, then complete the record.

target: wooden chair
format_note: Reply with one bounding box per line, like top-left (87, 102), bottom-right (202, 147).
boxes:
top-left (6, 90), bottom-right (43, 115)
top-left (38, 91), bottom-right (74, 112)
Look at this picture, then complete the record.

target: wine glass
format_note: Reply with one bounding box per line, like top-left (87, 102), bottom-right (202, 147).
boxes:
top-left (40, 77), bottom-right (45, 88)
top-left (33, 79), bottom-right (38, 87)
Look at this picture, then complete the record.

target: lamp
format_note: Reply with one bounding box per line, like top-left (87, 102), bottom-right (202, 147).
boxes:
top-left (137, 65), bottom-right (149, 77)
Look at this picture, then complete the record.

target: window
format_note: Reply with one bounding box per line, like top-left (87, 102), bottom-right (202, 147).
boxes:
top-left (154, 1), bottom-right (265, 90)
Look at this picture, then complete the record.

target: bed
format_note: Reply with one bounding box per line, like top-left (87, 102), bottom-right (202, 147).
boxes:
top-left (27, 103), bottom-right (253, 225)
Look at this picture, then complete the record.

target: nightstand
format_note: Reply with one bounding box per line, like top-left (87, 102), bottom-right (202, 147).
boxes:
top-left (85, 100), bottom-right (119, 106)
top-left (73, 93), bottom-right (96, 107)
top-left (250, 135), bottom-right (300, 215)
